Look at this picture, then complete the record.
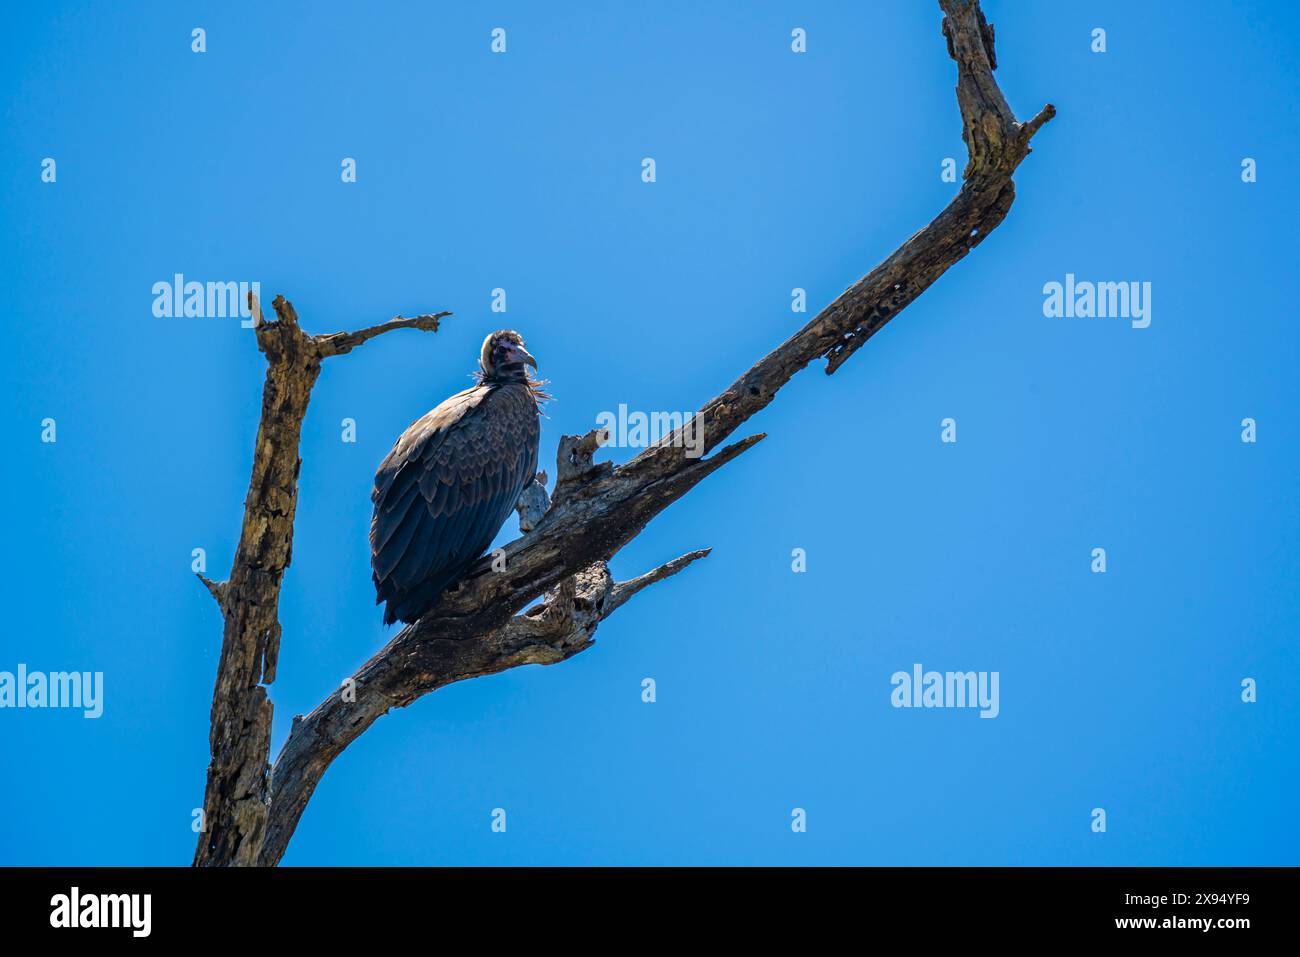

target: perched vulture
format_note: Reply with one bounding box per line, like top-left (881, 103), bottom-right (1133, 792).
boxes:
top-left (370, 331), bottom-right (542, 625)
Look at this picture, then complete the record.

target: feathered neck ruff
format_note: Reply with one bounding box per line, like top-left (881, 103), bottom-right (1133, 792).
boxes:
top-left (474, 368), bottom-right (550, 403)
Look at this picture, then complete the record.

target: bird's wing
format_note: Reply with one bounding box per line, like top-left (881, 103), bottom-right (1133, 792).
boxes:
top-left (370, 384), bottom-right (539, 609)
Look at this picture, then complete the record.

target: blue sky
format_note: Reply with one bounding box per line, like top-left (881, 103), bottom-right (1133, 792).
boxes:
top-left (1, 0), bottom-right (1297, 865)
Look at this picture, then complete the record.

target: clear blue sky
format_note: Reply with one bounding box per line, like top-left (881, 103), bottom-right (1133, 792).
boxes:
top-left (1, 0), bottom-right (1297, 865)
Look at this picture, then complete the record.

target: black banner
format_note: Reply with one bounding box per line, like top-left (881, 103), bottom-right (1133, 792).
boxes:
top-left (0, 867), bottom-right (1281, 942)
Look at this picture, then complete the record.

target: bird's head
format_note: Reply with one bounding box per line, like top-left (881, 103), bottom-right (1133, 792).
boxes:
top-left (478, 330), bottom-right (538, 383)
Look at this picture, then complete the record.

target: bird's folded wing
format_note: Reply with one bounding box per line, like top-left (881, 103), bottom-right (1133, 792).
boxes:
top-left (370, 385), bottom-right (539, 595)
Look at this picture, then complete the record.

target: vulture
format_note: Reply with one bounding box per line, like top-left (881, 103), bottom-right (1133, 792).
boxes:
top-left (370, 330), bottom-right (542, 625)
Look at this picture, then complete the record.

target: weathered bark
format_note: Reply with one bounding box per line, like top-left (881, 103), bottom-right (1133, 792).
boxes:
top-left (193, 300), bottom-right (450, 866)
top-left (197, 0), bottom-right (1053, 866)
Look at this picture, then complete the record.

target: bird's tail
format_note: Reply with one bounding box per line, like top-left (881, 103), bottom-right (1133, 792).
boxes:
top-left (378, 565), bottom-right (469, 626)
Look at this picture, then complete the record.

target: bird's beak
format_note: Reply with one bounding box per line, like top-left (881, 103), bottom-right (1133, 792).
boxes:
top-left (510, 345), bottom-right (538, 370)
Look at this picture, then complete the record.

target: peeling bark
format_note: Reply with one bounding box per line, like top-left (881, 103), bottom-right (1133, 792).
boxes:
top-left (193, 299), bottom-right (449, 866)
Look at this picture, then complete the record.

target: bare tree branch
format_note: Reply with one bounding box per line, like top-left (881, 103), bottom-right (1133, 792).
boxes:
top-left (315, 312), bottom-right (452, 358)
top-left (258, 546), bottom-right (711, 865)
top-left (607, 548), bottom-right (712, 615)
top-left (192, 294), bottom-right (447, 866)
top-left (195, 0), bottom-right (1053, 866)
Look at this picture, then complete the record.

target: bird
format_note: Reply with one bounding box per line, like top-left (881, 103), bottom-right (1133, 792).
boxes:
top-left (370, 330), bottom-right (543, 625)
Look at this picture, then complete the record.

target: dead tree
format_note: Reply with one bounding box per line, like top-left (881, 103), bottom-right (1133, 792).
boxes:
top-left (193, 0), bottom-right (1054, 866)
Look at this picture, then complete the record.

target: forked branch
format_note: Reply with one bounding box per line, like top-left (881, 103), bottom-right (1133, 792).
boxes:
top-left (193, 295), bottom-right (451, 866)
